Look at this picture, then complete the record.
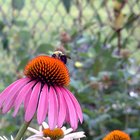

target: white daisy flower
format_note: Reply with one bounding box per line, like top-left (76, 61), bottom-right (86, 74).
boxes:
top-left (26, 122), bottom-right (86, 140)
top-left (0, 136), bottom-right (14, 140)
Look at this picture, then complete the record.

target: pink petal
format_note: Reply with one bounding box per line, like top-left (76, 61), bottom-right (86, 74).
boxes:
top-left (2, 98), bottom-right (15, 114)
top-left (55, 86), bottom-right (66, 127)
top-left (0, 78), bottom-right (29, 108)
top-left (2, 78), bottom-right (30, 113)
top-left (0, 80), bottom-right (19, 108)
top-left (25, 82), bottom-right (41, 122)
top-left (24, 90), bottom-right (31, 112)
top-left (13, 81), bottom-right (36, 117)
top-left (60, 87), bottom-right (78, 130)
top-left (63, 88), bottom-right (83, 123)
top-left (65, 109), bottom-right (70, 124)
top-left (37, 84), bottom-right (49, 124)
top-left (48, 86), bottom-right (58, 130)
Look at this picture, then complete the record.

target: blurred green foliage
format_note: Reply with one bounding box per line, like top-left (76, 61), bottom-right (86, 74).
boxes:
top-left (0, 0), bottom-right (140, 139)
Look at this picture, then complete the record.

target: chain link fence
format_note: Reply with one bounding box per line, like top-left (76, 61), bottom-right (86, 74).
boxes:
top-left (0, 0), bottom-right (140, 138)
top-left (0, 0), bottom-right (95, 42)
top-left (0, 0), bottom-right (139, 45)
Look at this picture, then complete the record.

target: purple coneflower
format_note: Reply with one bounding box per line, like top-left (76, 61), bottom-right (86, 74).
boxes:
top-left (0, 51), bottom-right (83, 130)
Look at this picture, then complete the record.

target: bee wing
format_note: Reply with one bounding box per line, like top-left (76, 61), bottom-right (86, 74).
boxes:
top-left (66, 55), bottom-right (71, 59)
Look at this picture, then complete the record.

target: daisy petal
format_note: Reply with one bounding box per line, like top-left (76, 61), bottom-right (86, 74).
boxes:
top-left (64, 132), bottom-right (85, 139)
top-left (61, 126), bottom-right (66, 131)
top-left (28, 127), bottom-right (40, 134)
top-left (2, 136), bottom-right (8, 140)
top-left (64, 128), bottom-right (73, 135)
top-left (42, 122), bottom-right (49, 129)
top-left (26, 134), bottom-right (44, 140)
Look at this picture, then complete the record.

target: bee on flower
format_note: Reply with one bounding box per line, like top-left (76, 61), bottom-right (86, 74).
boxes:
top-left (0, 51), bottom-right (83, 130)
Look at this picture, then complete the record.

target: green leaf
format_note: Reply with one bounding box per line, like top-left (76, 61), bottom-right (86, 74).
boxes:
top-left (61, 0), bottom-right (71, 13)
top-left (12, 0), bottom-right (25, 11)
top-left (2, 33), bottom-right (9, 52)
top-left (83, 21), bottom-right (96, 30)
top-left (124, 13), bottom-right (139, 29)
top-left (94, 114), bottom-right (111, 124)
top-left (17, 57), bottom-right (30, 70)
top-left (125, 128), bottom-right (139, 135)
top-left (104, 32), bottom-right (117, 44)
top-left (36, 43), bottom-right (54, 54)
top-left (18, 30), bottom-right (30, 45)
top-left (70, 79), bottom-right (83, 90)
top-left (83, 108), bottom-right (95, 117)
top-left (12, 19), bottom-right (27, 27)
top-left (0, 20), bottom-right (5, 31)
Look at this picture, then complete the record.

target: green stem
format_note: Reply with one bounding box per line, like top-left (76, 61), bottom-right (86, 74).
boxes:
top-left (15, 121), bottom-right (31, 140)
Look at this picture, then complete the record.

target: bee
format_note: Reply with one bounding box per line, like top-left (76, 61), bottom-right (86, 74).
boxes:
top-left (51, 51), bottom-right (71, 64)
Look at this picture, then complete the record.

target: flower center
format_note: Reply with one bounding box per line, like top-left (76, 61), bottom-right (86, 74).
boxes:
top-left (43, 128), bottom-right (64, 140)
top-left (103, 130), bottom-right (130, 140)
top-left (24, 55), bottom-right (70, 86)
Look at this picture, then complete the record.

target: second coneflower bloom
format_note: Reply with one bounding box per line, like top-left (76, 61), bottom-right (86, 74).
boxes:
top-left (0, 52), bottom-right (83, 130)
top-left (103, 130), bottom-right (131, 140)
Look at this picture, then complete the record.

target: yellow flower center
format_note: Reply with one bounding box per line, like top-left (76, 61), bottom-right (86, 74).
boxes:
top-left (43, 128), bottom-right (64, 140)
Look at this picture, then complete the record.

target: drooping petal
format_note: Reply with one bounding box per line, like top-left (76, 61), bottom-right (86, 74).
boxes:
top-left (63, 88), bottom-right (83, 123)
top-left (13, 81), bottom-right (36, 117)
top-left (60, 87), bottom-right (78, 130)
top-left (55, 86), bottom-right (66, 128)
top-left (72, 132), bottom-right (86, 138)
top-left (65, 109), bottom-right (70, 124)
top-left (0, 78), bottom-right (29, 108)
top-left (25, 82), bottom-right (41, 122)
top-left (2, 96), bottom-right (15, 114)
top-left (24, 89), bottom-right (31, 112)
top-left (2, 78), bottom-right (30, 113)
top-left (37, 84), bottom-right (49, 124)
top-left (0, 80), bottom-right (19, 108)
top-left (48, 86), bottom-right (58, 130)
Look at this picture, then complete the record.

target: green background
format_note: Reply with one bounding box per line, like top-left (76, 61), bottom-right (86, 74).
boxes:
top-left (0, 0), bottom-right (140, 139)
